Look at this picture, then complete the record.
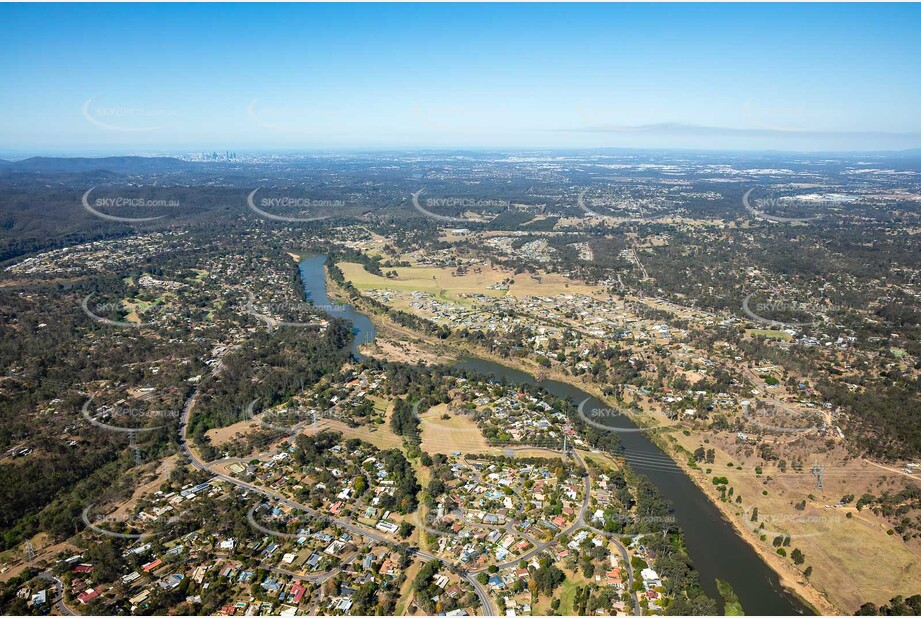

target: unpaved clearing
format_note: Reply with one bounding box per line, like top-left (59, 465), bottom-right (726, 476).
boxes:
top-left (418, 404), bottom-right (500, 455)
top-left (308, 418), bottom-right (404, 452)
top-left (206, 417), bottom-right (261, 447)
top-left (105, 455), bottom-right (178, 521)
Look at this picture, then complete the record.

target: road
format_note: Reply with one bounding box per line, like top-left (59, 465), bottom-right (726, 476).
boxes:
top-left (264, 552), bottom-right (356, 585)
top-left (585, 526), bottom-right (642, 615)
top-left (561, 448), bottom-right (642, 616)
top-left (462, 446), bottom-right (590, 613)
top-left (177, 364), bottom-right (645, 616)
top-left (178, 369), bottom-right (497, 615)
top-left (38, 571), bottom-right (76, 616)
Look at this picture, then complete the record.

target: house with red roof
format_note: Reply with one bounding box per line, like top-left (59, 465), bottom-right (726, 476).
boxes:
top-left (288, 583), bottom-right (306, 605)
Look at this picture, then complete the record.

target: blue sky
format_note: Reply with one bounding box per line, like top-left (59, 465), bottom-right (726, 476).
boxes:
top-left (1, 3), bottom-right (920, 154)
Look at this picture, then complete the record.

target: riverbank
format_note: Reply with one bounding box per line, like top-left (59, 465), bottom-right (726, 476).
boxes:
top-left (456, 347), bottom-right (829, 615)
top-left (320, 262), bottom-right (821, 615)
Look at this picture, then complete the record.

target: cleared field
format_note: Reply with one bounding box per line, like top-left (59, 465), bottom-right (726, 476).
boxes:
top-left (667, 428), bottom-right (921, 612)
top-left (509, 447), bottom-right (566, 461)
top-left (418, 404), bottom-right (501, 455)
top-left (551, 568), bottom-right (594, 615)
top-left (310, 418), bottom-right (404, 451)
top-left (206, 417), bottom-right (261, 447)
top-left (579, 449), bottom-right (622, 470)
top-left (339, 261), bottom-right (599, 301)
top-left (395, 560), bottom-right (422, 616)
top-left (206, 398), bottom-right (404, 455)
top-left (362, 330), bottom-right (455, 366)
top-left (0, 534), bottom-right (81, 584)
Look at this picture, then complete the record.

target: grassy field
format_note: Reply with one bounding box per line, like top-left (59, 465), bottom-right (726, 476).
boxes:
top-left (418, 404), bottom-right (501, 455)
top-left (206, 412), bottom-right (404, 453)
top-left (105, 455), bottom-right (177, 521)
top-left (122, 294), bottom-right (169, 323)
top-left (666, 427), bottom-right (920, 612)
top-left (395, 561), bottom-right (422, 616)
top-left (557, 577), bottom-right (580, 615)
top-left (745, 328), bottom-right (793, 340)
top-left (0, 533), bottom-right (81, 584)
top-left (508, 447), bottom-right (567, 461)
top-left (554, 568), bottom-right (594, 615)
top-left (206, 417), bottom-right (261, 447)
top-left (579, 449), bottom-right (623, 471)
top-left (312, 418), bottom-right (405, 451)
top-left (339, 261), bottom-right (600, 301)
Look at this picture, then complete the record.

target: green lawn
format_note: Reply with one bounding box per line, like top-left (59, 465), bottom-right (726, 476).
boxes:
top-left (558, 578), bottom-right (579, 614)
top-left (745, 329), bottom-right (792, 341)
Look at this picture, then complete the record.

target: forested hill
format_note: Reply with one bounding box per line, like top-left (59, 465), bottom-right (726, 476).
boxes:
top-left (0, 156), bottom-right (195, 175)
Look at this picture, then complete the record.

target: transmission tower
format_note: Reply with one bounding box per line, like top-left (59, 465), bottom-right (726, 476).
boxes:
top-left (811, 459), bottom-right (824, 490)
top-left (128, 431), bottom-right (143, 489)
top-left (25, 541), bottom-right (34, 568)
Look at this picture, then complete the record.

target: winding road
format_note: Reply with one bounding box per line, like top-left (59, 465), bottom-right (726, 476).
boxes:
top-left (175, 351), bottom-right (647, 616)
top-left (177, 370), bottom-right (497, 614)
top-left (38, 570), bottom-right (76, 616)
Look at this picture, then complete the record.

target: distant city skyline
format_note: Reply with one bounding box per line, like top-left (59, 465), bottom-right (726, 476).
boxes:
top-left (2, 3), bottom-right (920, 154)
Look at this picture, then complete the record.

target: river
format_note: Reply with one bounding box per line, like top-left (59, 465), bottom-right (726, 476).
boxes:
top-left (298, 254), bottom-right (376, 359)
top-left (299, 254), bottom-right (811, 616)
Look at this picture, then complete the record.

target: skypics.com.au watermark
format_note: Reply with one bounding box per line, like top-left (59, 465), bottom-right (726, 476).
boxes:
top-left (82, 98), bottom-right (176, 133)
top-left (246, 502), bottom-right (314, 540)
top-left (245, 291), bottom-right (332, 328)
top-left (80, 396), bottom-right (184, 539)
top-left (82, 506), bottom-right (164, 540)
top-left (81, 505), bottom-right (197, 540)
top-left (411, 189), bottom-right (505, 223)
top-left (426, 197), bottom-right (509, 210)
top-left (741, 401), bottom-right (818, 435)
top-left (577, 189), bottom-right (674, 223)
top-left (81, 293), bottom-right (162, 328)
top-left (743, 507), bottom-right (844, 540)
top-left (82, 289), bottom-right (330, 331)
top-left (576, 398), bottom-right (667, 434)
top-left (742, 293), bottom-right (843, 329)
top-left (741, 188), bottom-right (849, 224)
top-left (244, 399), bottom-right (334, 434)
top-left (246, 188), bottom-right (336, 223)
top-left (82, 187), bottom-right (178, 223)
top-left (93, 196), bottom-right (179, 209)
top-left (81, 397), bottom-right (178, 434)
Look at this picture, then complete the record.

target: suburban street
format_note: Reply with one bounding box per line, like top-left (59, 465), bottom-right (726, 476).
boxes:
top-left (38, 571), bottom-right (76, 616)
top-left (177, 374), bottom-right (498, 615)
